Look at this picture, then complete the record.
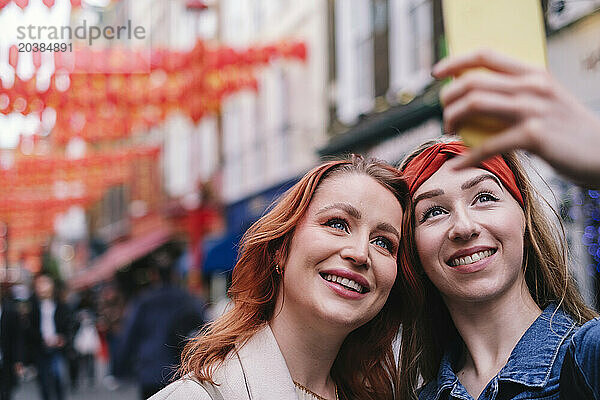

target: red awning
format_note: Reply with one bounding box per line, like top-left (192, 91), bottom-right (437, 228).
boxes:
top-left (69, 228), bottom-right (172, 290)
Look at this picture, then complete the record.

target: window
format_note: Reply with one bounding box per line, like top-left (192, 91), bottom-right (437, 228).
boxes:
top-left (388, 0), bottom-right (434, 98)
top-left (373, 0), bottom-right (390, 98)
top-left (335, 0), bottom-right (375, 125)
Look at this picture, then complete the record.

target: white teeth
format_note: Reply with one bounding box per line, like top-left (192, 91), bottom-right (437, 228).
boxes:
top-left (323, 274), bottom-right (364, 293)
top-left (450, 250), bottom-right (495, 267)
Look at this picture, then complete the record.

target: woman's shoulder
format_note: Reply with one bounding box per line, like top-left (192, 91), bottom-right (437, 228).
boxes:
top-left (148, 353), bottom-right (248, 400)
top-left (569, 316), bottom-right (600, 365)
top-left (559, 316), bottom-right (600, 400)
top-left (417, 380), bottom-right (439, 400)
top-left (573, 316), bottom-right (600, 340)
top-left (148, 378), bottom-right (212, 400)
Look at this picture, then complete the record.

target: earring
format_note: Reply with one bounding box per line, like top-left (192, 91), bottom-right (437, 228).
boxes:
top-left (275, 264), bottom-right (282, 275)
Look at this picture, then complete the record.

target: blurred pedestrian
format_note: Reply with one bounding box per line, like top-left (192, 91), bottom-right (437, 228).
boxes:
top-left (96, 284), bottom-right (124, 388)
top-left (115, 249), bottom-right (206, 399)
top-left (1, 283), bottom-right (23, 400)
top-left (152, 156), bottom-right (407, 400)
top-left (26, 274), bottom-right (70, 400)
top-left (73, 309), bottom-right (100, 388)
top-left (432, 49), bottom-right (600, 187)
top-left (68, 289), bottom-right (99, 390)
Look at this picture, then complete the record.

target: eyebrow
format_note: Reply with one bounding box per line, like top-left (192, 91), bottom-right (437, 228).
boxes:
top-left (376, 222), bottom-right (400, 239)
top-left (413, 189), bottom-right (444, 208)
top-left (413, 174), bottom-right (503, 208)
top-left (316, 202), bottom-right (362, 220)
top-left (317, 203), bottom-right (400, 238)
top-left (461, 174), bottom-right (503, 191)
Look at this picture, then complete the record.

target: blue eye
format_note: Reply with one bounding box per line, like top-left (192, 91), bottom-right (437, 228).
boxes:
top-left (325, 218), bottom-right (349, 232)
top-left (420, 206), bottom-right (446, 222)
top-left (475, 192), bottom-right (499, 203)
top-left (372, 237), bottom-right (393, 252)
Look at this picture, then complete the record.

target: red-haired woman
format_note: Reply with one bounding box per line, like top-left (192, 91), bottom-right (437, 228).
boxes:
top-left (151, 156), bottom-right (407, 400)
top-left (396, 138), bottom-right (600, 400)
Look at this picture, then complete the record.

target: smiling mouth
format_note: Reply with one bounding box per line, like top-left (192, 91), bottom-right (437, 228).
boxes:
top-left (320, 273), bottom-right (369, 294)
top-left (448, 249), bottom-right (497, 267)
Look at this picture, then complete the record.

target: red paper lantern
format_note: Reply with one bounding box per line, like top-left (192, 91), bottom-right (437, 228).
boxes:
top-left (14, 0), bottom-right (28, 9)
top-left (218, 47), bottom-right (238, 68)
top-left (0, 93), bottom-right (11, 115)
top-left (42, 0), bottom-right (54, 7)
top-left (32, 51), bottom-right (42, 68)
top-left (290, 42), bottom-right (307, 62)
top-left (0, 0), bottom-right (11, 9)
top-left (190, 40), bottom-right (205, 64)
top-left (9, 45), bottom-right (18, 69)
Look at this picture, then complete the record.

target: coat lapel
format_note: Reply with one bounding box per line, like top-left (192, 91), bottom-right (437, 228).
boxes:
top-left (235, 325), bottom-right (297, 400)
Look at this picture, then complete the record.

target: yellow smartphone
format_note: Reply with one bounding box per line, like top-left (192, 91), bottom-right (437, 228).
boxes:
top-left (442, 0), bottom-right (548, 147)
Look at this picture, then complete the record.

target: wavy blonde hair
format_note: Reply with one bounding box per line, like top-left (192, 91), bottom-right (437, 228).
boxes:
top-left (396, 138), bottom-right (597, 399)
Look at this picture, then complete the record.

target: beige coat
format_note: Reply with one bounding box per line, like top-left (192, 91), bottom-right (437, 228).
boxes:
top-left (149, 325), bottom-right (298, 400)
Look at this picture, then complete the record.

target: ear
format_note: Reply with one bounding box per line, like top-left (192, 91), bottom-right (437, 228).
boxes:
top-left (273, 235), bottom-right (291, 267)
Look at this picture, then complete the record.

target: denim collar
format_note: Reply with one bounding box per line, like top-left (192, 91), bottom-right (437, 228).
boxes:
top-left (433, 303), bottom-right (577, 400)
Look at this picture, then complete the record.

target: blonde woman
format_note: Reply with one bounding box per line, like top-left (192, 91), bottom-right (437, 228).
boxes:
top-left (397, 138), bottom-right (599, 400)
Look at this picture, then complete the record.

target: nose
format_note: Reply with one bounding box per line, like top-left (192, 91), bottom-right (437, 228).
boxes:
top-left (340, 233), bottom-right (370, 267)
top-left (448, 206), bottom-right (480, 241)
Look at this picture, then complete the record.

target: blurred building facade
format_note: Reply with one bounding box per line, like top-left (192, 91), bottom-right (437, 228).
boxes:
top-left (195, 0), bottom-right (328, 300)
top-left (0, 0), bottom-right (599, 309)
top-left (318, 0), bottom-right (600, 308)
top-left (545, 2), bottom-right (600, 308)
top-left (219, 0), bottom-right (327, 203)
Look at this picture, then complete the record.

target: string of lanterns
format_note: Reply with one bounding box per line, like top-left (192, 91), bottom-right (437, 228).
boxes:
top-left (0, 146), bottom-right (160, 262)
top-left (0, 0), bottom-right (93, 9)
top-left (0, 0), bottom-right (307, 266)
top-left (1, 40), bottom-right (308, 143)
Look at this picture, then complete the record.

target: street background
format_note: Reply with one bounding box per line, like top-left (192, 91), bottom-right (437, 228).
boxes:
top-left (0, 0), bottom-right (600, 399)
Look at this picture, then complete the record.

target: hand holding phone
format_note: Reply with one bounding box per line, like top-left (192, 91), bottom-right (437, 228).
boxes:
top-left (441, 0), bottom-right (547, 146)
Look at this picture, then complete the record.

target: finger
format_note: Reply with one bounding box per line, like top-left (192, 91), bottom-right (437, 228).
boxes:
top-left (440, 71), bottom-right (521, 107)
top-left (443, 91), bottom-right (521, 133)
top-left (450, 126), bottom-right (531, 169)
top-left (441, 70), bottom-right (555, 109)
top-left (433, 49), bottom-right (538, 79)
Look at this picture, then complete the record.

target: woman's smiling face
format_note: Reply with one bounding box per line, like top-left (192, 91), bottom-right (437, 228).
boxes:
top-left (412, 162), bottom-right (526, 303)
top-left (279, 172), bottom-right (403, 330)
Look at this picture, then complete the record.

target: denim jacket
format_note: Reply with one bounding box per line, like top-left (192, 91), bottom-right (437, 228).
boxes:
top-left (419, 303), bottom-right (600, 400)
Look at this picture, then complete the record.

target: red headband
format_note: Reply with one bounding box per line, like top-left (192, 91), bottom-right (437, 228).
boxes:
top-left (402, 141), bottom-right (524, 207)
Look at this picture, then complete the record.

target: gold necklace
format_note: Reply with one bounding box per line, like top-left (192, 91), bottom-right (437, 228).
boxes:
top-left (293, 380), bottom-right (339, 400)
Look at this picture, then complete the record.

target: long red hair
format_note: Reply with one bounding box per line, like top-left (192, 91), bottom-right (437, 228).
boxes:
top-left (179, 155), bottom-right (407, 399)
